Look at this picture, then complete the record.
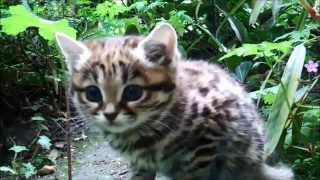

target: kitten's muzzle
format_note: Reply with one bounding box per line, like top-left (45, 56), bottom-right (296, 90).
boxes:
top-left (104, 112), bottom-right (118, 122)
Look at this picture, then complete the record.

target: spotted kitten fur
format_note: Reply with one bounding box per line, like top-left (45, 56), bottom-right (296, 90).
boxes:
top-left (56, 23), bottom-right (293, 180)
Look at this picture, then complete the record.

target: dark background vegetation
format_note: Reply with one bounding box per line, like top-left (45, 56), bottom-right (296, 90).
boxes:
top-left (0, 0), bottom-right (319, 179)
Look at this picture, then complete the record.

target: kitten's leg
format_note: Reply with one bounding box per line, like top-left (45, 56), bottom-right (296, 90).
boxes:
top-left (260, 164), bottom-right (294, 180)
top-left (130, 167), bottom-right (156, 180)
top-left (211, 163), bottom-right (294, 180)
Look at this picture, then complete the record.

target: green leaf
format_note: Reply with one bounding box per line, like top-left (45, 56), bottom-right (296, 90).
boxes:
top-left (37, 135), bottom-right (52, 150)
top-left (250, 86), bottom-right (307, 103)
top-left (234, 61), bottom-right (252, 82)
top-left (0, 166), bottom-right (16, 174)
top-left (227, 16), bottom-right (248, 42)
top-left (272, 0), bottom-right (283, 24)
top-left (249, 0), bottom-right (267, 25)
top-left (294, 86), bottom-right (308, 102)
top-left (265, 44), bottom-right (306, 157)
top-left (9, 145), bottom-right (28, 153)
top-left (76, 0), bottom-right (93, 5)
top-left (0, 5), bottom-right (76, 41)
top-left (95, 1), bottom-right (129, 19)
top-left (249, 85), bottom-right (279, 99)
top-left (263, 92), bottom-right (276, 105)
top-left (130, 1), bottom-right (147, 12)
top-left (219, 41), bottom-right (293, 61)
top-left (303, 109), bottom-right (320, 123)
top-left (21, 163), bottom-right (36, 178)
top-left (169, 10), bottom-right (193, 36)
top-left (31, 115), bottom-right (45, 121)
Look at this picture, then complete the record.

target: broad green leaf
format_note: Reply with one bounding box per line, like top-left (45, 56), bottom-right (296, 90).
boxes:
top-left (95, 1), bottom-right (129, 19)
top-left (249, 85), bottom-right (279, 99)
top-left (227, 16), bottom-right (248, 42)
top-left (294, 86), bottom-right (308, 102)
top-left (0, 166), bottom-right (16, 174)
top-left (0, 5), bottom-right (76, 41)
top-left (275, 24), bottom-right (318, 42)
top-left (249, 0), bottom-right (267, 25)
top-left (146, 1), bottom-right (167, 11)
top-left (21, 163), bottom-right (36, 178)
top-left (272, 0), bottom-right (283, 24)
top-left (219, 41), bottom-right (293, 61)
top-left (130, 1), bottom-right (147, 12)
top-left (303, 109), bottom-right (320, 123)
top-left (234, 61), bottom-right (252, 82)
top-left (31, 115), bottom-right (45, 121)
top-left (265, 44), bottom-right (306, 157)
top-left (250, 86), bottom-right (307, 103)
top-left (9, 145), bottom-right (28, 153)
top-left (37, 135), bottom-right (52, 150)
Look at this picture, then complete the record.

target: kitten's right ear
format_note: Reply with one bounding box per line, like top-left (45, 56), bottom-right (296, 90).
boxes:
top-left (55, 33), bottom-right (91, 73)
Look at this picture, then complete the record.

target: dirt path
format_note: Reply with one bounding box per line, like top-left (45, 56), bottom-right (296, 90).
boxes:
top-left (71, 139), bottom-right (130, 180)
top-left (41, 128), bottom-right (166, 180)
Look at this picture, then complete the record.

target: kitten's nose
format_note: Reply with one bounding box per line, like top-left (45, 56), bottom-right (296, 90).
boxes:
top-left (104, 112), bottom-right (118, 122)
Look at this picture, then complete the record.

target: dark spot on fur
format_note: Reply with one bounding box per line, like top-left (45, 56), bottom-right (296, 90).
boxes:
top-left (191, 103), bottom-right (198, 119)
top-left (112, 63), bottom-right (117, 74)
top-left (133, 136), bottom-right (157, 149)
top-left (201, 106), bottom-right (211, 117)
top-left (185, 68), bottom-right (200, 75)
top-left (130, 69), bottom-right (141, 80)
top-left (119, 61), bottom-right (128, 83)
top-left (212, 99), bottom-right (218, 107)
top-left (144, 82), bottom-right (175, 92)
top-left (215, 98), bottom-right (237, 111)
top-left (199, 87), bottom-right (209, 97)
top-left (208, 79), bottom-right (218, 89)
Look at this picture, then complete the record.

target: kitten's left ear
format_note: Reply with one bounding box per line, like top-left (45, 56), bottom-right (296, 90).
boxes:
top-left (55, 33), bottom-right (91, 73)
top-left (140, 22), bottom-right (180, 66)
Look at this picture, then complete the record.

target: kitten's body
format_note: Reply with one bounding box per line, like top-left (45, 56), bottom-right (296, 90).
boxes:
top-left (56, 23), bottom-right (293, 180)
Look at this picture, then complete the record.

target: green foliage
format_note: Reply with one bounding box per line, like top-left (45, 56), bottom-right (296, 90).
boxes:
top-left (9, 145), bottom-right (28, 153)
top-left (20, 163), bottom-right (36, 178)
top-left (169, 10), bottom-right (193, 36)
top-left (263, 92), bottom-right (276, 105)
top-left (220, 41), bottom-right (293, 62)
top-left (0, 166), bottom-right (16, 175)
top-left (265, 44), bottom-right (306, 157)
top-left (37, 136), bottom-right (52, 150)
top-left (31, 115), bottom-right (46, 122)
top-left (0, 5), bottom-right (76, 41)
top-left (1, 0), bottom-right (320, 179)
top-left (95, 1), bottom-right (129, 19)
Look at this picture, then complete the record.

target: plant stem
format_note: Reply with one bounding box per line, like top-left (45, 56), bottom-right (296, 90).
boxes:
top-left (215, 0), bottom-right (247, 38)
top-left (195, 24), bottom-right (227, 52)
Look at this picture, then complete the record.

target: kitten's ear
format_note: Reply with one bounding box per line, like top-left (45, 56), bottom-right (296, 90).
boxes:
top-left (55, 33), bottom-right (91, 73)
top-left (140, 22), bottom-right (180, 66)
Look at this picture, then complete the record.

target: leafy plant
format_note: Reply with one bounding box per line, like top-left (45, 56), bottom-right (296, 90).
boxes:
top-left (37, 136), bottom-right (52, 150)
top-left (265, 44), bottom-right (306, 157)
top-left (0, 145), bottom-right (36, 178)
top-left (0, 5), bottom-right (76, 41)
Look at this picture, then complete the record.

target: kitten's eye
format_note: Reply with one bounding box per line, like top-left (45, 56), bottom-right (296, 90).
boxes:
top-left (122, 85), bottom-right (144, 102)
top-left (85, 86), bottom-right (102, 102)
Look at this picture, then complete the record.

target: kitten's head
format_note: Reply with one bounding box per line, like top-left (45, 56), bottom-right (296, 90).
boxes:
top-left (56, 23), bottom-right (180, 133)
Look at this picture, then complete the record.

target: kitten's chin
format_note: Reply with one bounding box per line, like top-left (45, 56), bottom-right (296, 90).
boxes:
top-left (93, 119), bottom-right (138, 134)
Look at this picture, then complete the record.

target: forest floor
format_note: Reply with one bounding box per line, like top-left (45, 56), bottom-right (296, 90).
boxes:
top-left (40, 128), bottom-right (166, 180)
top-left (40, 127), bottom-right (129, 180)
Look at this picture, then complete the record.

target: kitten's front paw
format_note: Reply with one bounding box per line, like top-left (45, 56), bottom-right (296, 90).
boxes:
top-left (130, 170), bottom-right (156, 180)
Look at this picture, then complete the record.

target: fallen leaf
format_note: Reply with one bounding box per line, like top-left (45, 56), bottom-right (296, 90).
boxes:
top-left (37, 165), bottom-right (56, 176)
